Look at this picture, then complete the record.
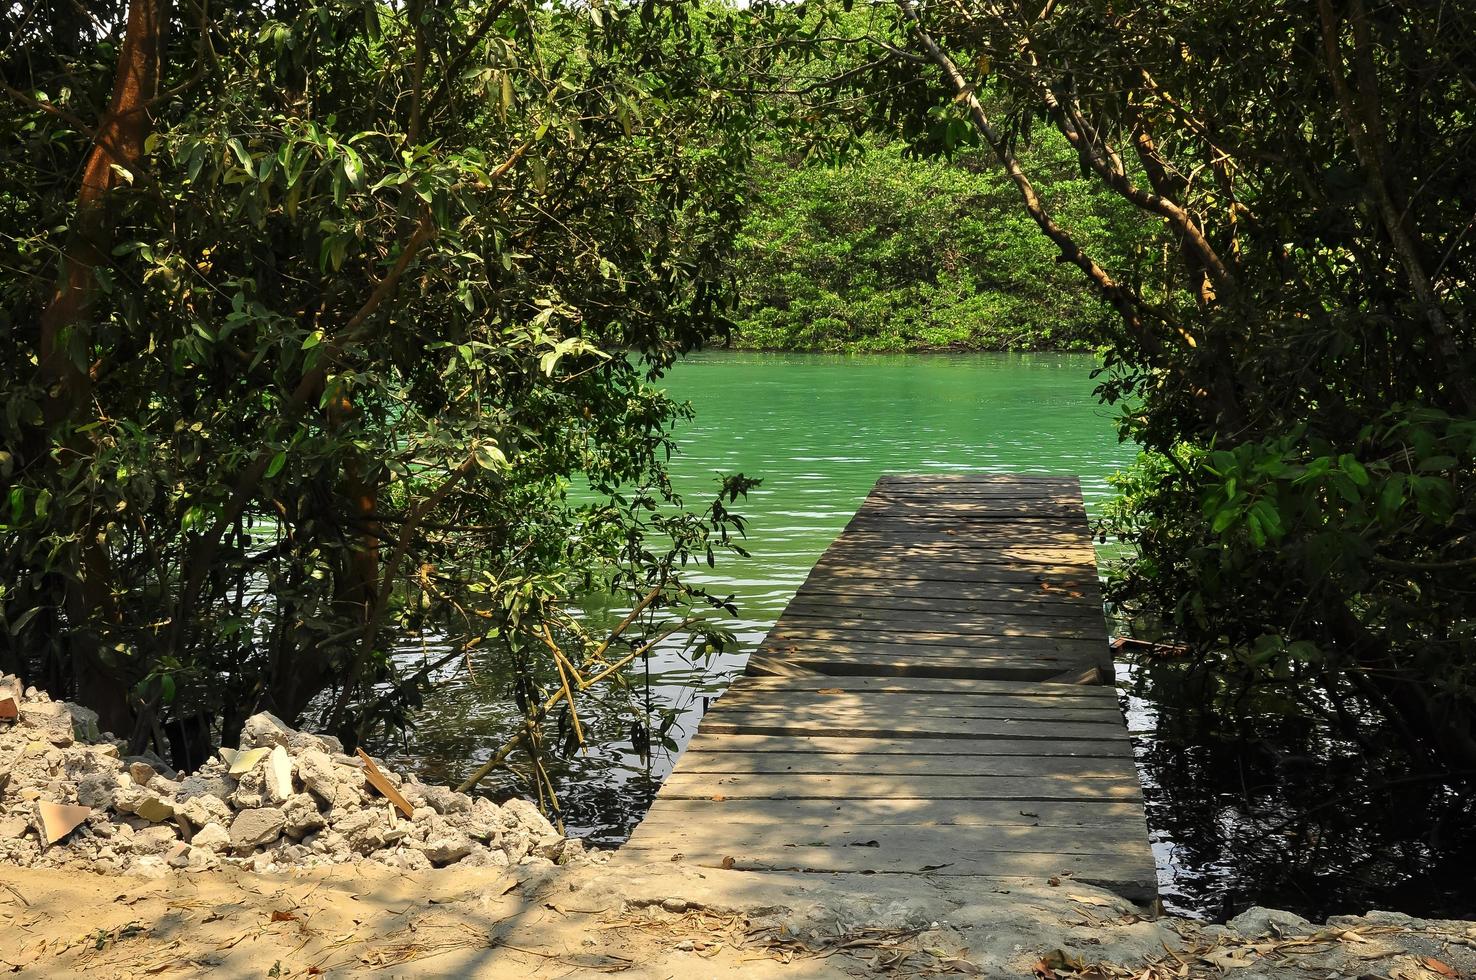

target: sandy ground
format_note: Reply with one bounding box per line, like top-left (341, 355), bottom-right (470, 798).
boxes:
top-left (4, 855), bottom-right (1476, 979)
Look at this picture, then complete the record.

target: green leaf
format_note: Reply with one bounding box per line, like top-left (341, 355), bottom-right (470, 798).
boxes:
top-left (472, 444), bottom-right (508, 471)
top-left (227, 137), bottom-right (253, 170)
top-left (265, 451), bottom-right (287, 479)
top-left (1340, 454), bottom-right (1369, 487)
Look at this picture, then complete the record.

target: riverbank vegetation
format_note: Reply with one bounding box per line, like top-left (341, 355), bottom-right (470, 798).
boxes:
top-left (3, 0), bottom-right (1473, 825)
top-left (728, 138), bottom-right (1134, 352)
top-left (1, 0), bottom-right (758, 770)
top-left (754, 0), bottom-right (1476, 769)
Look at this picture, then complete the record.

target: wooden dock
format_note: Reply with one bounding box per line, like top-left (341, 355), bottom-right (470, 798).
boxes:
top-left (624, 474), bottom-right (1157, 900)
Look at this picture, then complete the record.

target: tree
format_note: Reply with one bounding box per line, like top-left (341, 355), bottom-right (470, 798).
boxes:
top-left (2, 0), bottom-right (758, 767)
top-left (757, 0), bottom-right (1476, 767)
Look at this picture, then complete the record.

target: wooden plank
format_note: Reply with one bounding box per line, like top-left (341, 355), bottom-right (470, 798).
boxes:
top-left (674, 752), bottom-right (1134, 779)
top-left (706, 699), bottom-right (1124, 725)
top-left (806, 557), bottom-right (1100, 587)
top-left (639, 796), bottom-right (1144, 827)
top-left (716, 683), bottom-right (1117, 709)
top-left (779, 605), bottom-right (1104, 634)
top-left (713, 691), bottom-right (1121, 720)
top-left (743, 654), bottom-right (825, 677)
top-left (818, 543), bottom-right (1098, 567)
top-left (762, 626), bottom-right (1105, 652)
top-left (726, 677), bottom-right (1118, 699)
top-left (627, 822), bottom-right (1146, 856)
top-left (876, 474), bottom-right (1081, 488)
top-left (829, 529), bottom-right (1097, 550)
top-left (628, 473), bottom-right (1154, 905)
top-left (694, 715), bottom-right (1129, 742)
top-left (841, 523), bottom-right (1096, 541)
top-left (683, 732), bottom-right (1132, 757)
top-left (856, 500), bottom-right (1085, 519)
top-left (658, 771), bottom-right (1142, 801)
top-left (749, 653), bottom-right (1065, 682)
top-left (624, 842), bottom-right (1153, 882)
top-left (795, 580), bottom-right (1101, 606)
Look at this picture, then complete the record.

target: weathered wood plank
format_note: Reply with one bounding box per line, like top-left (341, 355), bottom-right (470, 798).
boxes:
top-left (639, 797), bottom-right (1144, 827)
top-left (806, 557), bottom-right (1100, 587)
top-left (682, 732), bottom-right (1133, 758)
top-left (624, 842), bottom-right (1154, 882)
top-left (694, 715), bottom-right (1130, 742)
top-left (706, 698), bottom-right (1125, 724)
top-left (715, 684), bottom-right (1118, 711)
top-left (674, 751), bottom-right (1134, 779)
top-left (875, 474), bottom-right (1081, 487)
top-left (818, 543), bottom-right (1099, 568)
top-left (749, 650), bottom-right (1073, 682)
top-left (658, 770), bottom-right (1142, 801)
top-left (780, 601), bottom-right (1104, 630)
top-left (794, 580), bottom-right (1101, 607)
top-left (726, 677), bottom-right (1119, 699)
top-left (762, 625), bottom-right (1105, 653)
top-left (627, 822), bottom-right (1147, 857)
top-left (627, 473), bottom-right (1154, 904)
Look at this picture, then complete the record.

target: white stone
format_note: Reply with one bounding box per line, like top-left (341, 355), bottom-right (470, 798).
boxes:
top-left (264, 745), bottom-right (294, 803)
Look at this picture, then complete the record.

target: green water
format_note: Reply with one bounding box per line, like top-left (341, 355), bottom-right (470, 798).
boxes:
top-left (389, 351), bottom-right (1131, 837)
top-left (387, 351), bottom-right (1476, 922)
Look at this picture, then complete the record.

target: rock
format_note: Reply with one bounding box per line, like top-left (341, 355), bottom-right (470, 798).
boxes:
top-left (1227, 907), bottom-right (1314, 937)
top-left (416, 832), bottom-right (475, 865)
top-left (130, 825), bottom-right (180, 855)
top-left (281, 794), bottom-right (325, 838)
top-left (191, 823), bottom-right (231, 855)
top-left (128, 761), bottom-right (159, 786)
top-left (459, 848), bottom-right (510, 869)
top-left (77, 772), bottom-right (123, 810)
top-left (502, 797), bottom-right (555, 836)
top-left (131, 794), bottom-right (176, 824)
top-left (176, 793), bottom-right (231, 831)
top-left (124, 752), bottom-right (177, 780)
top-left (230, 765), bottom-right (268, 808)
top-left (295, 750), bottom-right (339, 803)
top-left (178, 772), bottom-right (234, 804)
top-left (222, 746), bottom-right (271, 778)
top-left (417, 784), bottom-right (472, 816)
top-left (375, 847), bottom-right (433, 871)
top-left (185, 845), bottom-right (219, 871)
top-left (19, 702), bottom-right (73, 743)
top-left (148, 775), bottom-right (182, 797)
top-left (533, 835), bottom-right (567, 861)
top-left (229, 807), bottom-right (285, 851)
top-left (65, 703), bottom-right (101, 743)
top-left (0, 815), bottom-right (30, 839)
top-left (239, 712), bottom-right (295, 750)
top-left (264, 746), bottom-right (294, 803)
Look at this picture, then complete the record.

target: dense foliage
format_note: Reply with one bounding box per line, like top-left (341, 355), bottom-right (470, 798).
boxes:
top-left (1, 0), bottom-right (757, 765)
top-left (757, 0), bottom-right (1476, 766)
top-left (730, 138), bottom-right (1133, 352)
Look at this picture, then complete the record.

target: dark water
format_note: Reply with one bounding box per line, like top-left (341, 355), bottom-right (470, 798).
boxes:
top-left (383, 351), bottom-right (1474, 922)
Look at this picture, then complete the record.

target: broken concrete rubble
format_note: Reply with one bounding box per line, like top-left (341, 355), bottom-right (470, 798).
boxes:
top-left (0, 675), bottom-right (591, 877)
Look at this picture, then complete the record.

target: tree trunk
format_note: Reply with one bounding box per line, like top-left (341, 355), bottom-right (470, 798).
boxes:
top-left (35, 0), bottom-right (169, 735)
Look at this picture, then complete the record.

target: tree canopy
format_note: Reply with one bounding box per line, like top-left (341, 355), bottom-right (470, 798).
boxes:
top-left (2, 0), bottom-right (758, 765)
top-left (751, 0), bottom-right (1476, 766)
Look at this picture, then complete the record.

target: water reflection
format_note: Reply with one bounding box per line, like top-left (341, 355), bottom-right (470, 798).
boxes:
top-left (385, 351), bottom-right (1130, 843)
top-left (379, 351), bottom-right (1473, 921)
